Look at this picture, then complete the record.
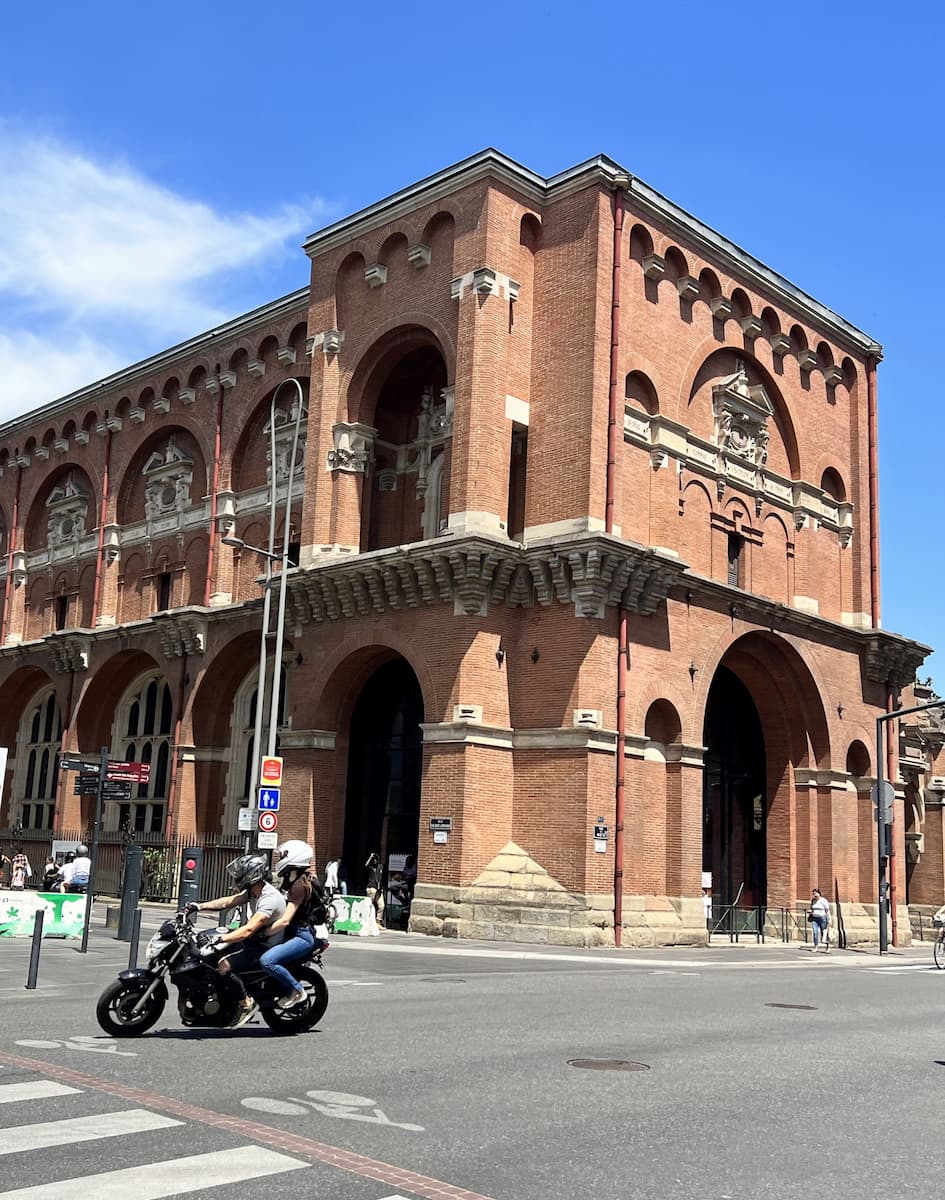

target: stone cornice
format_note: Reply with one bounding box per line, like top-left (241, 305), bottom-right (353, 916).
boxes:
top-left (0, 289), bottom-right (309, 441)
top-left (286, 533), bottom-right (686, 624)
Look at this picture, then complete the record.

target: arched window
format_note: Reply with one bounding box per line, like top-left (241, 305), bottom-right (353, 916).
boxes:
top-left (110, 672), bottom-right (174, 834)
top-left (13, 687), bottom-right (62, 830)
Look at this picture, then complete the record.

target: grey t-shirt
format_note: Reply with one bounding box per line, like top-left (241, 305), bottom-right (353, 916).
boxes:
top-left (250, 882), bottom-right (286, 947)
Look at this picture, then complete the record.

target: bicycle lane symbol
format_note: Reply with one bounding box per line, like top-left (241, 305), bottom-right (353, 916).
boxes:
top-left (241, 1089), bottom-right (424, 1132)
top-left (14, 1036), bottom-right (137, 1058)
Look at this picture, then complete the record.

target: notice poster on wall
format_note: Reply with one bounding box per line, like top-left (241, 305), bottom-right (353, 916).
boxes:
top-left (0, 746), bottom-right (7, 807)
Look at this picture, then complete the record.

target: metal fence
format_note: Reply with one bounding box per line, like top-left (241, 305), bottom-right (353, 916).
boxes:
top-left (0, 828), bottom-right (244, 904)
top-left (708, 904), bottom-right (811, 944)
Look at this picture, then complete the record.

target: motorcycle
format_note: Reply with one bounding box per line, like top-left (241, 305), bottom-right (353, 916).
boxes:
top-left (95, 910), bottom-right (329, 1037)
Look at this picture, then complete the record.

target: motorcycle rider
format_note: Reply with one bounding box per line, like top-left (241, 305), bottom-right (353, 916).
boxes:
top-left (263, 840), bottom-right (329, 1010)
top-left (186, 853), bottom-right (286, 1028)
top-left (68, 844), bottom-right (91, 893)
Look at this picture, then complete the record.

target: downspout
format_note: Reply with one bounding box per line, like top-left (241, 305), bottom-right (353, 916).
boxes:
top-left (91, 424), bottom-right (113, 627)
top-left (607, 174), bottom-right (629, 946)
top-left (867, 352), bottom-right (897, 943)
top-left (204, 380), bottom-right (225, 607)
top-left (1, 462), bottom-right (23, 644)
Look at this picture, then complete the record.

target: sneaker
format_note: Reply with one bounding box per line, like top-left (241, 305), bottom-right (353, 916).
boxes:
top-left (277, 990), bottom-right (306, 1011)
top-left (232, 1002), bottom-right (258, 1028)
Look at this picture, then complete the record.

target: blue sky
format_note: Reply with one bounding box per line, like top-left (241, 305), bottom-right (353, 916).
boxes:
top-left (1, 2), bottom-right (941, 680)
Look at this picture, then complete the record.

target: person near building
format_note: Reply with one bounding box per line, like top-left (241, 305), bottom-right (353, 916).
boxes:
top-left (0, 849), bottom-right (11, 887)
top-left (58, 851), bottom-right (75, 892)
top-left (809, 888), bottom-right (831, 952)
top-left (41, 856), bottom-right (61, 892)
top-left (10, 851), bottom-right (32, 890)
top-left (262, 840), bottom-right (330, 1010)
top-left (65, 845), bottom-right (91, 893)
top-left (365, 851), bottom-right (385, 923)
top-left (186, 854), bottom-right (286, 1028)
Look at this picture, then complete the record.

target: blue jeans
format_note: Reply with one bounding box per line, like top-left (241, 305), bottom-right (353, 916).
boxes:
top-left (812, 915), bottom-right (828, 947)
top-left (259, 927), bottom-right (315, 995)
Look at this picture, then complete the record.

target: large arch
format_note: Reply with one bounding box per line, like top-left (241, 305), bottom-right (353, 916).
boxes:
top-left (701, 631), bottom-right (831, 912)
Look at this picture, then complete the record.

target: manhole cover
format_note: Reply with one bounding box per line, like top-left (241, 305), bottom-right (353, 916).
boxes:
top-left (765, 1003), bottom-right (818, 1011)
top-left (567, 1058), bottom-right (650, 1071)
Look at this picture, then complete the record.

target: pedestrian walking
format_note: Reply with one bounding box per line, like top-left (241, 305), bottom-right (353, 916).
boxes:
top-left (365, 852), bottom-right (385, 923)
top-left (0, 848), bottom-right (11, 887)
top-left (10, 851), bottom-right (32, 890)
top-left (809, 887), bottom-right (830, 952)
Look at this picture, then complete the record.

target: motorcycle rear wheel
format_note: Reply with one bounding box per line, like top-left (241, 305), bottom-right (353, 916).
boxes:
top-left (96, 980), bottom-right (165, 1037)
top-left (260, 966), bottom-right (329, 1034)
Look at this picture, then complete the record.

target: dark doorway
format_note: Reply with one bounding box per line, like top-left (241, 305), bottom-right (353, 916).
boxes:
top-left (342, 657), bottom-right (424, 895)
top-left (702, 665), bottom-right (767, 911)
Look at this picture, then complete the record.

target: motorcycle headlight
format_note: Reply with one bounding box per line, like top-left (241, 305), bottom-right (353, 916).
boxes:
top-left (146, 934), bottom-right (170, 961)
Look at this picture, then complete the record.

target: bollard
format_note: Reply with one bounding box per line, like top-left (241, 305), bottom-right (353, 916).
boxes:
top-left (118, 845), bottom-right (144, 941)
top-left (25, 910), bottom-right (45, 990)
top-left (128, 908), bottom-right (142, 969)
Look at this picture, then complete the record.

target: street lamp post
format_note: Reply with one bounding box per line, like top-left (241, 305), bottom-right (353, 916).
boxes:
top-left (874, 697), bottom-right (945, 952)
top-left (220, 372), bottom-right (304, 848)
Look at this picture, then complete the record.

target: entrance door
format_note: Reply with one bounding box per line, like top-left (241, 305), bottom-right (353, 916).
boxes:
top-left (702, 666), bottom-right (767, 912)
top-left (342, 658), bottom-right (424, 897)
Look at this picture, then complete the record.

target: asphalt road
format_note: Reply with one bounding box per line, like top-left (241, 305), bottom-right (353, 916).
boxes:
top-left (0, 908), bottom-right (942, 1199)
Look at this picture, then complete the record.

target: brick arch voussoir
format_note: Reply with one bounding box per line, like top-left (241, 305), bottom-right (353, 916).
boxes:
top-left (344, 313), bottom-right (457, 427)
top-left (695, 628), bottom-right (832, 769)
top-left (0, 666), bottom-right (59, 750)
top-left (310, 630), bottom-right (439, 734)
top-left (72, 649), bottom-right (164, 752)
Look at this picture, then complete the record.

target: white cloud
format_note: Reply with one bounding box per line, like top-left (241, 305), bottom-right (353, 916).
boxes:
top-left (0, 125), bottom-right (331, 422)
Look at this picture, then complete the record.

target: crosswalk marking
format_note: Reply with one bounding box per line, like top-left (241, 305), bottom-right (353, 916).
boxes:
top-left (0, 1081), bottom-right (81, 1104)
top-left (0, 1108), bottom-right (182, 1155)
top-left (0, 1145), bottom-right (309, 1198)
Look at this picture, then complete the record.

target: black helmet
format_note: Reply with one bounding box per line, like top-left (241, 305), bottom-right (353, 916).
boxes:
top-left (75, 843), bottom-right (89, 856)
top-left (226, 854), bottom-right (271, 890)
top-left (65, 851), bottom-right (76, 862)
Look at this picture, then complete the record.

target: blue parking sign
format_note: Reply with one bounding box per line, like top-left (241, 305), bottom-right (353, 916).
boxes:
top-left (258, 787), bottom-right (281, 811)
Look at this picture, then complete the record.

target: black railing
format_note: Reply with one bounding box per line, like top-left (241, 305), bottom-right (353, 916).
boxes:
top-left (708, 904), bottom-right (812, 944)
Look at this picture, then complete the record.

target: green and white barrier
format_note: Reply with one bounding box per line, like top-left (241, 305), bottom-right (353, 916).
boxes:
top-left (329, 894), bottom-right (379, 937)
top-left (0, 889), bottom-right (86, 938)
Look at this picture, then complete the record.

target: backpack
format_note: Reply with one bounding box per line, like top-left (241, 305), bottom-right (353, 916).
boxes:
top-left (299, 873), bottom-right (329, 928)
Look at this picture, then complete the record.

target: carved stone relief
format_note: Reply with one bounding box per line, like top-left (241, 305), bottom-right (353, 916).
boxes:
top-left (46, 472), bottom-right (90, 551)
top-left (142, 436), bottom-right (194, 531)
top-left (712, 365), bottom-right (772, 469)
top-left (265, 401), bottom-right (307, 486)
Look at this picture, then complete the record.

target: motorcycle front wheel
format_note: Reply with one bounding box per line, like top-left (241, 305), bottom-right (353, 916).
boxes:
top-left (96, 979), bottom-right (166, 1037)
top-left (260, 966), bottom-right (329, 1034)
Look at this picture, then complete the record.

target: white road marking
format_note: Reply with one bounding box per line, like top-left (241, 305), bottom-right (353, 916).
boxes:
top-left (0, 1145), bottom-right (308, 1198)
top-left (0, 1108), bottom-right (181, 1154)
top-left (0, 1081), bottom-right (81, 1104)
top-left (241, 1089), bottom-right (424, 1132)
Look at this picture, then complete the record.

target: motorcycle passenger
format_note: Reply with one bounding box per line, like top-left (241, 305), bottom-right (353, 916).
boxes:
top-left (67, 844), bottom-right (92, 893)
top-left (263, 840), bottom-right (329, 1010)
top-left (187, 854), bottom-right (286, 1028)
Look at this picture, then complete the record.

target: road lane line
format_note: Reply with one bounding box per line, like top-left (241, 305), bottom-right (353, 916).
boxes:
top-left (0, 1145), bottom-right (307, 1198)
top-left (0, 1081), bottom-right (81, 1104)
top-left (0, 1107), bottom-right (181, 1154)
top-left (0, 1049), bottom-right (498, 1200)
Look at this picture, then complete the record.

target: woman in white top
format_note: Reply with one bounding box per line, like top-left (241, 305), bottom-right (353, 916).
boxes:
top-left (810, 888), bottom-right (830, 952)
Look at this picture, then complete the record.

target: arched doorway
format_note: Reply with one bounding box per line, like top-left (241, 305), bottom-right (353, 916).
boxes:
top-left (342, 657), bottom-right (424, 895)
top-left (703, 665), bottom-right (767, 910)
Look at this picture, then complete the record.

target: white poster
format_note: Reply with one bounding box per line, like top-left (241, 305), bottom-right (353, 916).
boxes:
top-left (0, 747), bottom-right (7, 810)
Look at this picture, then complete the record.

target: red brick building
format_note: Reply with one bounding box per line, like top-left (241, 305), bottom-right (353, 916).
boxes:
top-left (0, 150), bottom-right (934, 944)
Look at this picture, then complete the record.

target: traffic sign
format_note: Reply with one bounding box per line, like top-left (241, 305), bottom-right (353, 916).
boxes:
top-left (60, 757), bottom-right (97, 772)
top-left (260, 756), bottom-right (283, 788)
top-left (258, 811), bottom-right (278, 833)
top-left (258, 787), bottom-right (280, 811)
top-left (106, 760), bottom-right (151, 783)
top-left (238, 808), bottom-right (259, 832)
top-left (257, 831), bottom-right (278, 849)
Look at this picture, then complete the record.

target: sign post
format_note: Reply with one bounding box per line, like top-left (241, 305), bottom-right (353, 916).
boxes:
top-left (80, 746), bottom-right (108, 955)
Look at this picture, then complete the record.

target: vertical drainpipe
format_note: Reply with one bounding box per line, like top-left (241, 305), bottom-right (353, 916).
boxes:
top-left (91, 424), bottom-right (113, 627)
top-left (607, 173), bottom-right (629, 946)
top-left (0, 462), bottom-right (22, 644)
top-left (204, 380), bottom-right (225, 607)
top-left (867, 353), bottom-right (897, 943)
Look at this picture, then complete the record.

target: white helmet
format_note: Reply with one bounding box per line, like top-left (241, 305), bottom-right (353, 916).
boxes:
top-left (275, 840), bottom-right (313, 878)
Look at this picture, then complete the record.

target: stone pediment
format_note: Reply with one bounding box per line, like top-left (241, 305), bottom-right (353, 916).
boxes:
top-left (712, 366), bottom-right (772, 467)
top-left (143, 437), bottom-right (194, 523)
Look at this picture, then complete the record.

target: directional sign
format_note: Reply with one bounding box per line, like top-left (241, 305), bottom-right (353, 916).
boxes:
top-left (257, 831), bottom-right (278, 849)
top-left (60, 758), bottom-right (97, 773)
top-left (258, 811), bottom-right (278, 833)
top-left (260, 756), bottom-right (283, 788)
top-left (258, 788), bottom-right (281, 811)
top-left (106, 760), bottom-right (151, 783)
